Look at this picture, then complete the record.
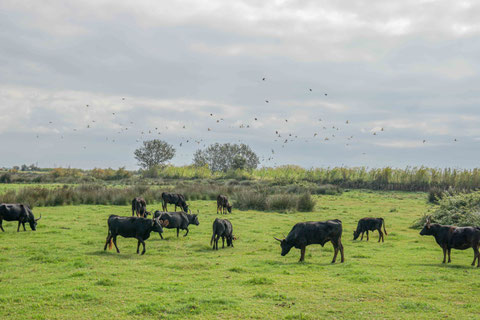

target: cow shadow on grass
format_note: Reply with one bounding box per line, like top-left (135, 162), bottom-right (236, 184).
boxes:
top-left (408, 262), bottom-right (475, 270)
top-left (87, 250), bottom-right (141, 259)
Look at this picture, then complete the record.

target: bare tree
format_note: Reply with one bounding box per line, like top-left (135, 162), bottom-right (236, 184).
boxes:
top-left (134, 139), bottom-right (175, 169)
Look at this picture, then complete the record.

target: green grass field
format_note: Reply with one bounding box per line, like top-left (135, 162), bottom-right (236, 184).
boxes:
top-left (1, 190), bottom-right (479, 319)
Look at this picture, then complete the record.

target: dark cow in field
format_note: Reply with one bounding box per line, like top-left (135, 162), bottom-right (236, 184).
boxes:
top-left (216, 195), bottom-right (232, 214)
top-left (161, 192), bottom-right (189, 213)
top-left (0, 203), bottom-right (41, 232)
top-left (131, 197), bottom-right (149, 218)
top-left (420, 217), bottom-right (480, 267)
top-left (353, 217), bottom-right (387, 242)
top-left (210, 218), bottom-right (235, 250)
top-left (153, 211), bottom-right (199, 238)
top-left (103, 215), bottom-right (163, 255)
top-left (275, 219), bottom-right (344, 263)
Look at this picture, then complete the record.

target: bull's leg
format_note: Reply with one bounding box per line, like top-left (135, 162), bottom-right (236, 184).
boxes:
top-left (174, 205), bottom-right (177, 212)
top-left (299, 246), bottom-right (306, 262)
top-left (104, 234), bottom-right (112, 250)
top-left (136, 240), bottom-right (141, 254)
top-left (366, 230), bottom-right (369, 241)
top-left (217, 205), bottom-right (219, 214)
top-left (184, 228), bottom-right (189, 237)
top-left (177, 228), bottom-right (179, 237)
top-left (472, 247), bottom-right (479, 267)
top-left (378, 229), bottom-right (383, 242)
top-left (0, 219), bottom-right (4, 232)
top-left (447, 248), bottom-right (452, 263)
top-left (215, 235), bottom-right (219, 250)
top-left (22, 222), bottom-right (26, 231)
top-left (140, 240), bottom-right (146, 255)
top-left (222, 236), bottom-right (225, 248)
top-left (339, 241), bottom-right (345, 263)
top-left (360, 232), bottom-right (364, 240)
top-left (113, 236), bottom-right (120, 253)
top-left (332, 245), bottom-right (339, 263)
top-left (17, 221), bottom-right (22, 232)
top-left (442, 246), bottom-right (447, 263)
top-left (159, 232), bottom-right (163, 239)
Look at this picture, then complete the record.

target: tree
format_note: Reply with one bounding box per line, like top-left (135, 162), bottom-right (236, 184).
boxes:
top-left (193, 143), bottom-right (259, 172)
top-left (134, 139), bottom-right (176, 169)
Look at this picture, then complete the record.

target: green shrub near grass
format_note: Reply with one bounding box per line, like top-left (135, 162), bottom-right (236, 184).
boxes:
top-left (413, 191), bottom-right (480, 228)
top-left (234, 192), bottom-right (315, 212)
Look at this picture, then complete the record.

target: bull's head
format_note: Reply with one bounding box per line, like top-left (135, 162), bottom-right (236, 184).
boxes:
top-left (353, 230), bottom-right (360, 240)
top-left (151, 217), bottom-right (163, 234)
top-left (227, 204), bottom-right (232, 214)
top-left (29, 214), bottom-right (41, 231)
top-left (274, 235), bottom-right (293, 256)
top-left (191, 214), bottom-right (199, 226)
top-left (419, 216), bottom-right (433, 236)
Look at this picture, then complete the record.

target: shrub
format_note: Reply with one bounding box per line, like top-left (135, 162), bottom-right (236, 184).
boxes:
top-left (266, 194), bottom-right (297, 212)
top-left (297, 193), bottom-right (315, 212)
top-left (413, 191), bottom-right (480, 228)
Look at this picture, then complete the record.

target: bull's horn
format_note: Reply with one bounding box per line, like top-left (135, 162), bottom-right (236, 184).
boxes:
top-left (35, 214), bottom-right (42, 222)
top-left (273, 237), bottom-right (283, 242)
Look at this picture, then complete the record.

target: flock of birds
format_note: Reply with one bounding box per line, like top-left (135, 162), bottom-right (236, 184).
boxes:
top-left (35, 76), bottom-right (460, 166)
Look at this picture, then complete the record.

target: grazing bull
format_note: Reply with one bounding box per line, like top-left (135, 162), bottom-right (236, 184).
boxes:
top-left (216, 195), bottom-right (232, 214)
top-left (353, 217), bottom-right (387, 242)
top-left (419, 217), bottom-right (480, 267)
top-left (161, 192), bottom-right (189, 212)
top-left (0, 203), bottom-right (41, 232)
top-left (153, 211), bottom-right (199, 238)
top-left (103, 215), bottom-right (163, 255)
top-left (274, 219), bottom-right (344, 263)
top-left (210, 218), bottom-right (235, 250)
top-left (131, 197), bottom-right (149, 218)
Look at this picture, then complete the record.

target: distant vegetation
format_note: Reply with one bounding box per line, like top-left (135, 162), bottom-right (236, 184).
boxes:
top-left (2, 165), bottom-right (480, 192)
top-left (413, 191), bottom-right (480, 228)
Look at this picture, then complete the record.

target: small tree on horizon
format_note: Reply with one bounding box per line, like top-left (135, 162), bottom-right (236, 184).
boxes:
top-left (134, 139), bottom-right (176, 169)
top-left (193, 143), bottom-right (259, 172)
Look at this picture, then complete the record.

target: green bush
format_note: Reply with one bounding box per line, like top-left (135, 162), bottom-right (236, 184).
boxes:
top-left (297, 193), bottom-right (315, 212)
top-left (413, 191), bottom-right (480, 228)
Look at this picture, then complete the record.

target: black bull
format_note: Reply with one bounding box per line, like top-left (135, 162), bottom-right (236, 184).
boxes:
top-left (210, 218), bottom-right (235, 250)
top-left (103, 215), bottom-right (163, 255)
top-left (420, 218), bottom-right (480, 267)
top-left (275, 219), bottom-right (344, 263)
top-left (161, 193), bottom-right (189, 212)
top-left (0, 203), bottom-right (41, 232)
top-left (153, 211), bottom-right (199, 238)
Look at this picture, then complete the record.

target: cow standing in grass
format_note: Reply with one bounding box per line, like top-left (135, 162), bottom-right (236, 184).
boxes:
top-left (353, 217), bottom-right (387, 242)
top-left (274, 219), bottom-right (344, 263)
top-left (420, 217), bottom-right (480, 267)
top-left (131, 197), bottom-right (149, 218)
top-left (161, 192), bottom-right (189, 212)
top-left (210, 218), bottom-right (235, 250)
top-left (153, 211), bottom-right (199, 238)
top-left (0, 203), bottom-right (41, 232)
top-left (216, 195), bottom-right (232, 214)
top-left (103, 215), bottom-right (163, 255)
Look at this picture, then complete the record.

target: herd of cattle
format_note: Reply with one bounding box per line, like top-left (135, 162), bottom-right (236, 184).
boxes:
top-left (1, 192), bottom-right (480, 267)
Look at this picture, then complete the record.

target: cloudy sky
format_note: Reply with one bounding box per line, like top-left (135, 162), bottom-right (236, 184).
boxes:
top-left (1, 0), bottom-right (479, 169)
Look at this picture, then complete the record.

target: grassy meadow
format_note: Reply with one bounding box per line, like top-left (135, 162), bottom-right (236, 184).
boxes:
top-left (1, 190), bottom-right (479, 319)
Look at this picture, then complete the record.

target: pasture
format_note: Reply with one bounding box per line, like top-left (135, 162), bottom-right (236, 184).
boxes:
top-left (0, 190), bottom-right (479, 319)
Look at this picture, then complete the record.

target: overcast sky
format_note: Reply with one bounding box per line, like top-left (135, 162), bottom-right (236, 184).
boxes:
top-left (1, 0), bottom-right (479, 169)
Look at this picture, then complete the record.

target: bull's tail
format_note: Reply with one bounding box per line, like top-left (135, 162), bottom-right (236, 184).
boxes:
top-left (383, 218), bottom-right (387, 235)
top-left (210, 233), bottom-right (215, 246)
